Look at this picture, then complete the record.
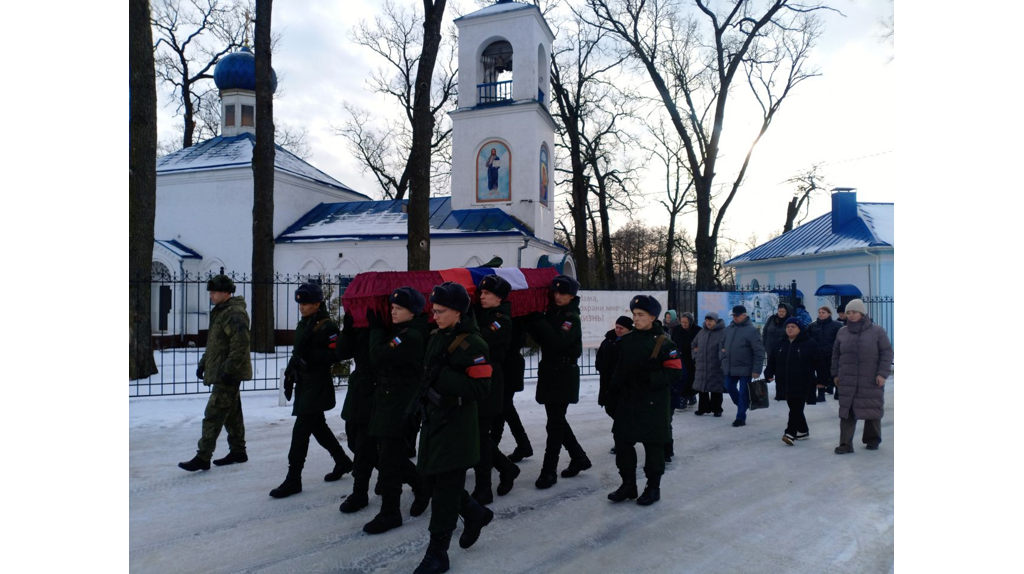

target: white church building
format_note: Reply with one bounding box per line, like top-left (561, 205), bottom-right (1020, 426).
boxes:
top-left (151, 1), bottom-right (571, 335)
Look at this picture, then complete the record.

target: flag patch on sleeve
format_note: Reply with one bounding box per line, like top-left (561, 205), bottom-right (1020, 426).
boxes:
top-left (473, 355), bottom-right (486, 364)
top-left (668, 349), bottom-right (678, 358)
top-left (329, 334), bottom-right (338, 341)
top-left (490, 321), bottom-right (501, 331)
top-left (561, 321), bottom-right (573, 331)
top-left (389, 336), bottom-right (402, 348)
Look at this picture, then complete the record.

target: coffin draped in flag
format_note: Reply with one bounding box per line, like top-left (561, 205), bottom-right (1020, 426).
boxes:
top-left (341, 267), bottom-right (559, 328)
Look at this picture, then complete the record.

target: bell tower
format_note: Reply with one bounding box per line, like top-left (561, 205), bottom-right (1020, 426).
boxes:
top-left (450, 0), bottom-right (556, 242)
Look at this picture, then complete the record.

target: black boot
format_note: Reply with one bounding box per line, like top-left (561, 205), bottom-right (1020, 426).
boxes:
top-left (664, 442), bottom-right (674, 463)
top-left (178, 455), bottom-right (210, 472)
top-left (212, 451), bottom-right (248, 466)
top-left (363, 496), bottom-right (402, 534)
top-left (324, 452), bottom-right (353, 482)
top-left (607, 475), bottom-right (638, 502)
top-left (637, 475), bottom-right (661, 506)
top-left (560, 454), bottom-right (592, 478)
top-left (414, 531), bottom-right (452, 574)
top-left (410, 485), bottom-right (431, 517)
top-left (269, 467), bottom-right (302, 498)
top-left (507, 444), bottom-right (533, 463)
top-left (471, 485), bottom-right (493, 506)
top-left (496, 464), bottom-right (520, 496)
top-left (459, 497), bottom-right (494, 549)
top-left (535, 471), bottom-right (557, 489)
top-left (339, 491), bottom-right (369, 513)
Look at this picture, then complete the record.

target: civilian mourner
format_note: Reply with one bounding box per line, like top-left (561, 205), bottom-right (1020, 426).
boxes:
top-left (720, 305), bottom-right (765, 428)
top-left (413, 282), bottom-right (494, 574)
top-left (831, 299), bottom-right (894, 454)
top-left (764, 317), bottom-right (825, 445)
top-left (596, 316), bottom-right (633, 454)
top-left (607, 295), bottom-right (682, 506)
top-left (676, 312), bottom-right (701, 408)
top-left (806, 306), bottom-right (842, 402)
top-left (471, 275), bottom-right (521, 504)
top-left (269, 281), bottom-right (354, 498)
top-left (761, 302), bottom-right (794, 400)
top-left (691, 312), bottom-right (726, 417)
top-left (179, 275), bottom-right (252, 472)
top-left (362, 287), bottom-right (432, 533)
top-left (525, 275), bottom-right (591, 489)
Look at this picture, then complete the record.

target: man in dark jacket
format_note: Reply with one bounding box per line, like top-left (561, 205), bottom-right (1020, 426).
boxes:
top-left (721, 306), bottom-right (765, 427)
top-left (361, 287), bottom-right (431, 533)
top-left (472, 275), bottom-right (521, 504)
top-left (525, 275), bottom-right (590, 489)
top-left (412, 282), bottom-right (494, 574)
top-left (765, 318), bottom-right (825, 445)
top-left (596, 316), bottom-right (632, 454)
top-left (179, 275), bottom-right (252, 472)
top-left (269, 281), bottom-right (353, 498)
top-left (762, 302), bottom-right (794, 400)
top-left (807, 306), bottom-right (842, 402)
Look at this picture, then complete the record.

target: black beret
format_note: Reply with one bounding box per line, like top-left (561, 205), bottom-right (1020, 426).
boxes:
top-left (629, 294), bottom-right (662, 319)
top-left (430, 281), bottom-right (471, 314)
top-left (390, 286), bottom-right (426, 315)
top-left (206, 274), bottom-right (236, 293)
top-left (615, 315), bottom-right (634, 330)
top-left (294, 281), bottom-right (323, 304)
top-left (551, 274), bottom-right (579, 296)
top-left (478, 274), bottom-right (512, 300)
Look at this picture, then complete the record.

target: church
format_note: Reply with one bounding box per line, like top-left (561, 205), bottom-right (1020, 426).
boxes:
top-left (153, 1), bottom-right (572, 288)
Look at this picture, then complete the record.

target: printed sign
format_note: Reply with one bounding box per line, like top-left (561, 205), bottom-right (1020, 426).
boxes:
top-left (577, 290), bottom-right (667, 348)
top-left (697, 291), bottom-right (780, 332)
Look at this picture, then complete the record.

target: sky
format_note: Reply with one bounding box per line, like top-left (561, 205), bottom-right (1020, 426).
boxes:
top-left (155, 0), bottom-right (894, 257)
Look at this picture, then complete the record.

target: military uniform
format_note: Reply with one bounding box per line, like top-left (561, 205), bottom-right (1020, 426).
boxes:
top-left (195, 295), bottom-right (252, 462)
top-left (336, 317), bottom-right (380, 512)
top-left (491, 317), bottom-right (532, 461)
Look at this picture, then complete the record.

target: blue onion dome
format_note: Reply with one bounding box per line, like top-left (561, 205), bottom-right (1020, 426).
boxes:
top-left (213, 46), bottom-right (278, 93)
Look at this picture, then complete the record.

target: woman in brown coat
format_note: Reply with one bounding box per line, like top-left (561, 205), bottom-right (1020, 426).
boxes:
top-left (830, 299), bottom-right (894, 453)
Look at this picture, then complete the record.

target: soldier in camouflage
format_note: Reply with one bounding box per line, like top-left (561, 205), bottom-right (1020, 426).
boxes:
top-left (179, 275), bottom-right (252, 471)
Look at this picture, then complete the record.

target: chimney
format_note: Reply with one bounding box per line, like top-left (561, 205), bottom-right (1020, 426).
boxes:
top-left (830, 188), bottom-right (858, 233)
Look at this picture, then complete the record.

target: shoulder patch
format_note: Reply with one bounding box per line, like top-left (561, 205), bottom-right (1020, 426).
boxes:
top-left (561, 320), bottom-right (573, 332)
top-left (389, 336), bottom-right (403, 348)
top-left (473, 355), bottom-right (486, 364)
top-left (490, 321), bottom-right (502, 331)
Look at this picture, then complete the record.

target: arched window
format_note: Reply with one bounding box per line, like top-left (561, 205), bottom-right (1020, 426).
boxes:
top-left (537, 43), bottom-right (548, 106)
top-left (479, 40), bottom-right (513, 105)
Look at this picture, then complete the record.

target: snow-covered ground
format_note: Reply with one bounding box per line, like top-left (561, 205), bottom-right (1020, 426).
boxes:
top-left (129, 376), bottom-right (894, 573)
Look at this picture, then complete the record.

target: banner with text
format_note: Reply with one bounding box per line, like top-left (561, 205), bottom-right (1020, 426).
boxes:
top-left (578, 290), bottom-right (667, 348)
top-left (697, 291), bottom-right (779, 332)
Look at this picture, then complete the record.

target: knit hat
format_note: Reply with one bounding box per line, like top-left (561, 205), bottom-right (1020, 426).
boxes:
top-left (294, 280), bottom-right (323, 304)
top-left (731, 305), bottom-right (747, 316)
top-left (390, 286), bottom-right (426, 315)
top-left (207, 274), bottom-right (236, 293)
top-left (615, 315), bottom-right (634, 330)
top-left (629, 294), bottom-right (662, 319)
top-left (666, 310), bottom-right (678, 322)
top-left (478, 274), bottom-right (512, 300)
top-left (783, 317), bottom-right (802, 328)
top-left (551, 274), bottom-right (580, 296)
top-left (845, 299), bottom-right (867, 315)
top-left (430, 281), bottom-right (471, 314)
top-left (705, 311), bottom-right (720, 321)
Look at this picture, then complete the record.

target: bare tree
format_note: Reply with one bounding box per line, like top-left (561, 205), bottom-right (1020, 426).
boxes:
top-left (782, 162), bottom-right (827, 233)
top-left (336, 0), bottom-right (457, 202)
top-left (582, 0), bottom-right (832, 288)
top-left (276, 124), bottom-right (311, 160)
top-left (152, 0), bottom-right (248, 149)
top-left (131, 0), bottom-right (160, 380)
top-left (250, 0), bottom-right (275, 353)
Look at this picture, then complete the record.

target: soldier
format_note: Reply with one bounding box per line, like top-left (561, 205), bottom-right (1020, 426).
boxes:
top-left (524, 275), bottom-right (591, 489)
top-left (492, 316), bottom-right (533, 463)
top-left (471, 275), bottom-right (521, 504)
top-left (336, 306), bottom-right (380, 514)
top-left (269, 281), bottom-right (354, 498)
top-left (179, 275), bottom-right (252, 471)
top-left (607, 295), bottom-right (682, 506)
top-left (413, 282), bottom-right (494, 574)
top-left (362, 287), bottom-right (432, 534)
top-left (596, 316), bottom-right (633, 454)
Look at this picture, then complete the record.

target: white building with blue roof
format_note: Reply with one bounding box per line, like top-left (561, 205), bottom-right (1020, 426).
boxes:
top-left (726, 189), bottom-right (893, 313)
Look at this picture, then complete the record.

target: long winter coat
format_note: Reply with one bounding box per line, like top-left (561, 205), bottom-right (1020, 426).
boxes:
top-left (417, 318), bottom-right (492, 475)
top-left (675, 322), bottom-right (700, 392)
top-left (595, 329), bottom-right (624, 409)
top-left (761, 302), bottom-right (795, 362)
top-left (831, 316), bottom-right (893, 420)
top-left (502, 318), bottom-right (527, 394)
top-left (200, 296), bottom-right (252, 386)
top-left (288, 306), bottom-right (340, 416)
top-left (610, 322), bottom-right (680, 444)
top-left (367, 313), bottom-right (428, 437)
top-left (721, 316), bottom-right (766, 377)
top-left (475, 301), bottom-right (512, 418)
top-left (337, 321), bottom-right (377, 425)
top-left (764, 328), bottom-right (825, 403)
top-left (807, 317), bottom-right (842, 384)
top-left (692, 318), bottom-right (726, 393)
top-left (527, 296), bottom-right (583, 405)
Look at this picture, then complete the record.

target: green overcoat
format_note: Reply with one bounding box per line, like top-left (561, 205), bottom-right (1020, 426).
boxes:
top-left (288, 306), bottom-right (340, 416)
top-left (474, 301), bottom-right (512, 418)
top-left (336, 321), bottom-right (377, 425)
top-left (199, 296), bottom-right (252, 385)
top-left (610, 322), bottom-right (679, 444)
top-left (367, 313), bottom-right (429, 437)
top-left (527, 296), bottom-right (582, 404)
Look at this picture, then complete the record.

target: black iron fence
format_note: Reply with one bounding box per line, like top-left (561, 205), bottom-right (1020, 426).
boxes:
top-left (863, 296), bottom-right (895, 348)
top-left (669, 279), bottom-right (803, 316)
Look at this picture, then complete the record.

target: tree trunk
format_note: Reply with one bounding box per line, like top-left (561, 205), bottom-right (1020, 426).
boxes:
top-left (784, 196), bottom-right (799, 233)
top-left (182, 75), bottom-right (195, 149)
top-left (406, 0), bottom-right (447, 271)
top-left (129, 0), bottom-right (159, 380)
top-left (251, 0), bottom-right (275, 353)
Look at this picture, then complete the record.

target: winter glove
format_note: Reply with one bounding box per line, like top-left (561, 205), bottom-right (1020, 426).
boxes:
top-left (366, 308), bottom-right (384, 330)
top-left (284, 369), bottom-right (297, 401)
top-left (196, 364), bottom-right (205, 380)
top-left (342, 311), bottom-right (354, 331)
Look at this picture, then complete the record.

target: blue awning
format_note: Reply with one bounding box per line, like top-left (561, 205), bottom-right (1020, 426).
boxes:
top-left (814, 284), bottom-right (862, 297)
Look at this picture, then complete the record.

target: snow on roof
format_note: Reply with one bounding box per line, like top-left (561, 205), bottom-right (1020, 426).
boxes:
top-left (455, 1), bottom-right (535, 21)
top-left (277, 197), bottom-right (540, 243)
top-left (156, 133), bottom-right (370, 199)
top-left (727, 202), bottom-right (893, 265)
top-left (154, 239), bottom-right (202, 259)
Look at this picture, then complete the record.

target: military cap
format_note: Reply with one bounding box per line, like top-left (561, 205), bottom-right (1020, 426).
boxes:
top-left (390, 286), bottom-right (426, 315)
top-left (551, 274), bottom-right (579, 296)
top-left (206, 274), bottom-right (236, 293)
top-left (294, 281), bottom-right (324, 304)
top-left (479, 274), bottom-right (512, 300)
top-left (629, 294), bottom-right (662, 319)
top-left (430, 281), bottom-right (471, 314)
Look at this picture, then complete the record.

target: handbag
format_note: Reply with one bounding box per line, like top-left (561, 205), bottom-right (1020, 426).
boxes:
top-left (748, 378), bottom-right (770, 410)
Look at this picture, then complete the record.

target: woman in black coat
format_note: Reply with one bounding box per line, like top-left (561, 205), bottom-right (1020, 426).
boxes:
top-left (675, 313), bottom-right (701, 406)
top-left (764, 318), bottom-right (825, 445)
top-left (806, 306), bottom-right (843, 401)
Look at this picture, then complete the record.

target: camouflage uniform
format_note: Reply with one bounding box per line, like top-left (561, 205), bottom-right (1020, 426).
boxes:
top-left (196, 296), bottom-right (252, 461)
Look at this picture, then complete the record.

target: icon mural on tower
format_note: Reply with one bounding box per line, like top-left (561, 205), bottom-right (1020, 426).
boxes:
top-left (539, 144), bottom-right (549, 205)
top-left (477, 141), bottom-right (511, 202)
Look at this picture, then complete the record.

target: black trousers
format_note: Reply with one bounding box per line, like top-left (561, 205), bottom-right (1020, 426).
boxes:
top-left (697, 392), bottom-right (724, 414)
top-left (492, 386), bottom-right (530, 449)
top-left (346, 420), bottom-right (378, 496)
top-left (288, 412), bottom-right (347, 471)
top-left (424, 468), bottom-right (470, 534)
top-left (614, 438), bottom-right (665, 481)
top-left (374, 435), bottom-right (421, 498)
top-left (785, 394), bottom-right (809, 435)
top-left (542, 403), bottom-right (586, 473)
top-left (474, 416), bottom-right (517, 491)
